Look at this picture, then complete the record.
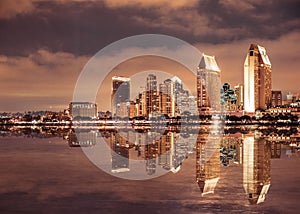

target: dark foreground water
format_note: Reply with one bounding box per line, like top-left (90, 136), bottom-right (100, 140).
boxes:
top-left (0, 126), bottom-right (299, 213)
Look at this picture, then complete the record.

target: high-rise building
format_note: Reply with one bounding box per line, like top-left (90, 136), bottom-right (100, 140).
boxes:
top-left (188, 96), bottom-right (198, 115)
top-left (159, 79), bottom-right (175, 117)
top-left (145, 90), bottom-right (160, 118)
top-left (135, 92), bottom-right (146, 117)
top-left (146, 74), bottom-right (157, 91)
top-left (159, 76), bottom-right (191, 117)
top-left (111, 76), bottom-right (130, 117)
top-left (271, 90), bottom-right (282, 107)
top-left (244, 44), bottom-right (272, 113)
top-left (116, 102), bottom-right (129, 118)
top-left (197, 54), bottom-right (221, 112)
top-left (234, 84), bottom-right (244, 110)
top-left (129, 101), bottom-right (136, 119)
top-left (145, 74), bottom-right (159, 118)
top-left (69, 102), bottom-right (97, 119)
top-left (221, 83), bottom-right (237, 111)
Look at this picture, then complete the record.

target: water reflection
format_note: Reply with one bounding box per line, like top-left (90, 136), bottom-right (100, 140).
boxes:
top-left (107, 130), bottom-right (194, 176)
top-left (242, 133), bottom-right (271, 204)
top-left (68, 129), bottom-right (97, 147)
top-left (196, 133), bottom-right (220, 196)
top-left (111, 132), bottom-right (130, 173)
top-left (0, 125), bottom-right (300, 205)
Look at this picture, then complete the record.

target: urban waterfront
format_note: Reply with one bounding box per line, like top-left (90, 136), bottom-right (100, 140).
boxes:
top-left (1, 1), bottom-right (300, 213)
top-left (0, 125), bottom-right (299, 213)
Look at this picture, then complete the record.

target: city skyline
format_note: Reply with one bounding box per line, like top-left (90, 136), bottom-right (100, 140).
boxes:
top-left (112, 73), bottom-right (197, 118)
top-left (0, 1), bottom-right (299, 112)
top-left (1, 2), bottom-right (300, 213)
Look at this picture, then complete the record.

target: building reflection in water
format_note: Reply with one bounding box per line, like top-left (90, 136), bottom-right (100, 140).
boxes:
top-left (271, 142), bottom-right (281, 159)
top-left (66, 127), bottom-right (288, 205)
top-left (68, 129), bottom-right (97, 147)
top-left (110, 131), bottom-right (131, 173)
top-left (108, 130), bottom-right (193, 176)
top-left (196, 133), bottom-right (221, 196)
top-left (196, 131), bottom-right (272, 204)
top-left (242, 131), bottom-right (271, 204)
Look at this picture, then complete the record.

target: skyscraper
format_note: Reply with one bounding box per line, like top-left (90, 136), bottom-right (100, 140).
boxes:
top-left (69, 102), bottom-right (97, 119)
top-left (221, 83), bottom-right (237, 111)
top-left (159, 78), bottom-right (175, 117)
top-left (271, 90), bottom-right (282, 107)
top-left (244, 44), bottom-right (272, 113)
top-left (146, 74), bottom-right (157, 91)
top-left (234, 84), bottom-right (244, 110)
top-left (197, 54), bottom-right (221, 112)
top-left (111, 76), bottom-right (130, 117)
top-left (145, 74), bottom-right (159, 117)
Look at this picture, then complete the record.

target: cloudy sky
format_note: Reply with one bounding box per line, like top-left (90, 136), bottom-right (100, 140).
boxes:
top-left (0, 0), bottom-right (299, 112)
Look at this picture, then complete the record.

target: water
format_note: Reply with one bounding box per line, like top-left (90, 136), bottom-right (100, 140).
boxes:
top-left (0, 126), bottom-right (299, 213)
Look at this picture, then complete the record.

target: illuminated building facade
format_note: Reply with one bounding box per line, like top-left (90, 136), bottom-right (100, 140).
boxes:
top-left (111, 76), bottom-right (130, 117)
top-left (159, 79), bottom-right (175, 117)
top-left (271, 90), bottom-right (282, 107)
top-left (244, 44), bottom-right (272, 112)
top-left (69, 102), bottom-right (97, 119)
top-left (197, 54), bottom-right (221, 112)
top-left (145, 74), bottom-right (159, 117)
top-left (234, 84), bottom-right (244, 110)
top-left (220, 83), bottom-right (237, 111)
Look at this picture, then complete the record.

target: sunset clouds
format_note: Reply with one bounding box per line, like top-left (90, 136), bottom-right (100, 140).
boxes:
top-left (103, 0), bottom-right (198, 9)
top-left (0, 0), bottom-right (299, 111)
top-left (0, 0), bottom-right (35, 19)
top-left (0, 49), bottom-right (89, 111)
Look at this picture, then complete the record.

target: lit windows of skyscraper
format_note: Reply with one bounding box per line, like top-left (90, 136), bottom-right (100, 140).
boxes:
top-left (159, 78), bottom-right (175, 117)
top-left (145, 74), bottom-right (159, 117)
top-left (220, 83), bottom-right (237, 111)
top-left (146, 74), bottom-right (157, 91)
top-left (197, 54), bottom-right (221, 112)
top-left (271, 90), bottom-right (282, 107)
top-left (111, 76), bottom-right (130, 117)
top-left (244, 44), bottom-right (272, 113)
top-left (234, 84), bottom-right (244, 110)
top-left (69, 102), bottom-right (97, 119)
top-left (188, 96), bottom-right (198, 115)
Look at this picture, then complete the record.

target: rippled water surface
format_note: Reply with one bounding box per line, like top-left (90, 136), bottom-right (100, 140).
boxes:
top-left (0, 126), bottom-right (299, 213)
